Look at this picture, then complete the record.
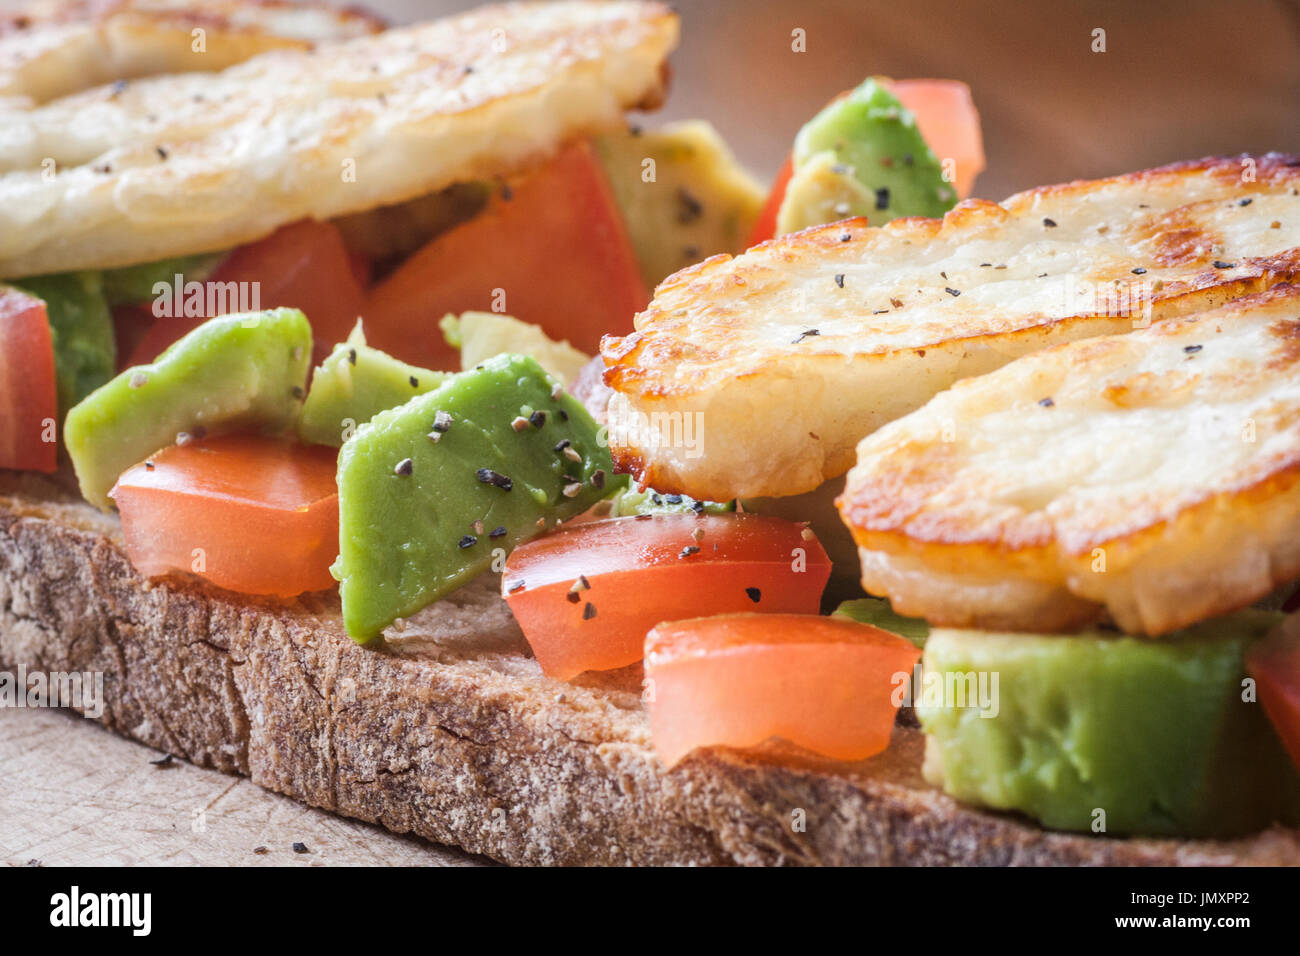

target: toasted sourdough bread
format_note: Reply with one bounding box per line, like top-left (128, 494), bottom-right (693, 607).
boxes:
top-left (601, 154), bottom-right (1300, 500)
top-left (2, 474), bottom-right (1296, 865)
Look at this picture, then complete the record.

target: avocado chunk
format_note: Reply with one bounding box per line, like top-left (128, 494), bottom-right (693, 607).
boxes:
top-left (776, 77), bottom-right (955, 235)
top-left (14, 271), bottom-right (116, 417)
top-left (440, 311), bottom-right (590, 385)
top-left (65, 308), bottom-right (312, 510)
top-left (833, 597), bottom-right (929, 648)
top-left (334, 354), bottom-right (616, 642)
top-left (99, 251), bottom-right (226, 306)
top-left (298, 323), bottom-right (445, 447)
top-left (918, 611), bottom-right (1300, 838)
top-left (594, 120), bottom-right (764, 287)
top-left (605, 486), bottom-right (729, 517)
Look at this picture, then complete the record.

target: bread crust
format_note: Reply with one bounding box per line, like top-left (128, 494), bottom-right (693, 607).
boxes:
top-left (0, 1), bottom-right (678, 277)
top-left (2, 472), bottom-right (1296, 865)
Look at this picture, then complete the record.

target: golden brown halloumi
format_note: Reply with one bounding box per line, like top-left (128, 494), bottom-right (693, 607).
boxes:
top-left (0, 1), bottom-right (677, 277)
top-left (838, 282), bottom-right (1300, 636)
top-left (601, 154), bottom-right (1300, 500)
top-left (0, 0), bottom-right (384, 106)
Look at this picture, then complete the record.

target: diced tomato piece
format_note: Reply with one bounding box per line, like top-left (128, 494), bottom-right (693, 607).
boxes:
top-left (110, 435), bottom-right (340, 597)
top-left (645, 613), bottom-right (921, 767)
top-left (746, 154), bottom-right (794, 246)
top-left (0, 288), bottom-right (57, 472)
top-left (887, 79), bottom-right (985, 199)
top-left (502, 514), bottom-right (831, 680)
top-left (125, 220), bottom-right (364, 368)
top-left (111, 302), bottom-right (156, 373)
top-left (1246, 616), bottom-right (1300, 771)
top-left (360, 141), bottom-right (649, 370)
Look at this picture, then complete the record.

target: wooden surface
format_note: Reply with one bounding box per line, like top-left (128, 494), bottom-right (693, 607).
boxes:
top-left (0, 708), bottom-right (488, 867)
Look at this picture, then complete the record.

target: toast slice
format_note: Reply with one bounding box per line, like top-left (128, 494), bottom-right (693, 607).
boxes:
top-left (600, 154), bottom-right (1300, 500)
top-left (2, 472), bottom-right (1296, 865)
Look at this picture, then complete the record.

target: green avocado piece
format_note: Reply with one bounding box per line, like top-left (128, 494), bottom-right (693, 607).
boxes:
top-left (594, 120), bottom-right (764, 288)
top-left (334, 354), bottom-right (617, 642)
top-left (777, 76), bottom-right (956, 235)
top-left (99, 252), bottom-right (227, 306)
top-left (918, 611), bottom-right (1300, 838)
top-left (298, 323), bottom-right (445, 447)
top-left (605, 486), bottom-right (729, 517)
top-left (13, 271), bottom-right (115, 417)
top-left (833, 597), bottom-right (929, 648)
top-left (65, 308), bottom-right (312, 510)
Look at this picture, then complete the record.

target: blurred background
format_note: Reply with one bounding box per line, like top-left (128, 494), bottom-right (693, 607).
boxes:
top-left (372, 0), bottom-right (1300, 198)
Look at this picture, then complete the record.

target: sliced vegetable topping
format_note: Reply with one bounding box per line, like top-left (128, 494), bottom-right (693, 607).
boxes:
top-left (0, 287), bottom-right (58, 473)
top-left (64, 308), bottom-right (312, 510)
top-left (298, 322), bottom-right (445, 447)
top-left (888, 79), bottom-right (985, 199)
top-left (645, 613), bottom-right (921, 767)
top-left (334, 353), bottom-right (615, 642)
top-left (1246, 615), bottom-right (1300, 772)
top-left (111, 435), bottom-right (339, 597)
top-left (502, 514), bottom-right (831, 680)
top-left (123, 220), bottom-right (363, 368)
top-left (359, 141), bottom-right (649, 369)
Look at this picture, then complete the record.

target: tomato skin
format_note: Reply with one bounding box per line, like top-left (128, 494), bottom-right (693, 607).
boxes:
top-left (645, 613), bottom-right (921, 767)
top-left (0, 288), bottom-right (57, 472)
top-left (110, 435), bottom-right (339, 597)
top-left (503, 514), bottom-right (831, 680)
top-left (360, 140), bottom-right (649, 369)
top-left (747, 154), bottom-right (794, 247)
top-left (1246, 617), bottom-right (1300, 772)
top-left (125, 220), bottom-right (364, 368)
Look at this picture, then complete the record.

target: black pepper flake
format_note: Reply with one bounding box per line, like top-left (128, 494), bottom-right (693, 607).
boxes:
top-left (979, 262), bottom-right (992, 268)
top-left (834, 274), bottom-right (845, 288)
top-left (582, 602), bottom-right (597, 620)
top-left (432, 410), bottom-right (453, 432)
top-left (553, 438), bottom-right (571, 452)
top-left (679, 545), bottom-right (701, 558)
top-left (348, 348), bottom-right (357, 365)
top-left (394, 457), bottom-right (414, 476)
top-left (651, 493), bottom-right (663, 505)
top-left (500, 182), bottom-right (514, 202)
top-left (529, 409), bottom-right (546, 428)
top-left (745, 587), bottom-right (761, 603)
top-left (873, 309), bottom-right (889, 315)
top-left (1213, 260), bottom-right (1235, 269)
top-left (635, 513), bottom-right (653, 521)
top-left (292, 842), bottom-right (310, 854)
top-left (292, 385), bottom-right (305, 399)
top-left (1239, 198), bottom-right (1253, 206)
top-left (690, 500), bottom-right (705, 514)
top-left (409, 375), bottom-right (419, 388)
top-left (840, 232), bottom-right (852, 242)
top-left (1043, 218), bottom-right (1057, 228)
top-left (155, 145), bottom-right (168, 160)
top-left (489, 525), bottom-right (507, 539)
top-left (676, 188), bottom-right (704, 224)
top-left (1038, 397), bottom-right (1055, 408)
top-left (476, 468), bottom-right (513, 490)
top-left (557, 409), bottom-right (568, 421)
top-left (253, 846), bottom-right (269, 855)
top-left (592, 469), bottom-right (606, 489)
top-left (144, 460), bottom-right (155, 471)
top-left (945, 287), bottom-right (961, 297)
top-left (1131, 267), bottom-right (1147, 275)
top-left (664, 493), bottom-right (682, 504)
top-left (565, 590), bottom-right (581, 604)
top-left (150, 753), bottom-right (174, 767)
top-left (508, 580), bottom-right (526, 593)
top-left (875, 187), bottom-right (890, 211)
top-left (902, 153), bottom-right (914, 166)
top-left (1183, 344), bottom-right (1203, 354)
top-left (458, 534), bottom-right (478, 549)
top-left (792, 328), bottom-right (820, 344)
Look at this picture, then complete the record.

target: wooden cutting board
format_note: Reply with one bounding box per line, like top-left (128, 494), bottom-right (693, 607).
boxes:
top-left (0, 708), bottom-right (487, 867)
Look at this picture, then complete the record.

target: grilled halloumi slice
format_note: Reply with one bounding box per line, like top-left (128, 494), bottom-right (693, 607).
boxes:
top-left (838, 282), bottom-right (1300, 636)
top-left (0, 0), bottom-right (677, 277)
top-left (600, 154), bottom-right (1300, 500)
top-left (0, 0), bottom-right (383, 106)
